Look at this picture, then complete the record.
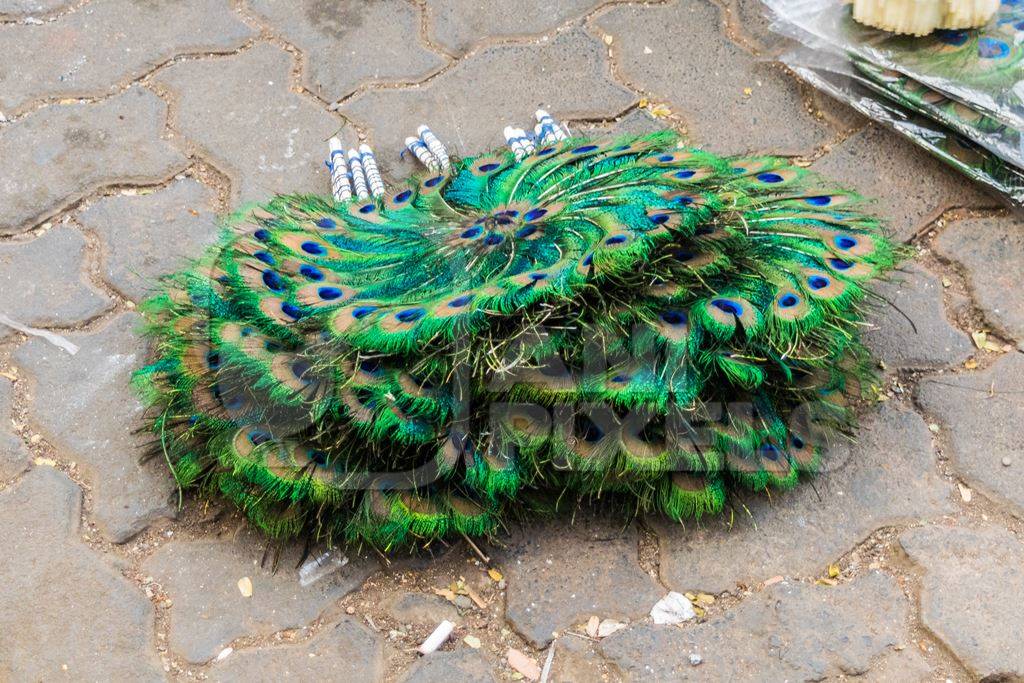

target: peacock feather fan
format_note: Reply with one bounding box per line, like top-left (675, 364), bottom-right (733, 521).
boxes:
top-left (133, 111), bottom-right (904, 551)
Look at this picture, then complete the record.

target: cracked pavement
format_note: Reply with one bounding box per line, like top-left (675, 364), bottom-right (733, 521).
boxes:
top-left (1, 0), bottom-right (1023, 680)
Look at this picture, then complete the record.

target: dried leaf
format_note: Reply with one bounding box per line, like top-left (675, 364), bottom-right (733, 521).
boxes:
top-left (507, 648), bottom-right (541, 681)
top-left (964, 358), bottom-right (978, 370)
top-left (694, 593), bottom-right (715, 606)
top-left (971, 330), bottom-right (988, 350)
top-left (33, 457), bottom-right (57, 467)
top-left (585, 615), bottom-right (599, 638)
top-left (603, 34), bottom-right (614, 45)
top-left (828, 564), bottom-right (840, 579)
top-left (815, 577), bottom-right (837, 586)
top-left (762, 575), bottom-right (785, 588)
top-left (958, 483), bottom-right (973, 502)
top-left (237, 577), bottom-right (253, 598)
top-left (487, 568), bottom-right (503, 582)
top-left (432, 587), bottom-right (458, 603)
top-left (464, 635), bottom-right (481, 649)
top-left (597, 619), bottom-right (627, 637)
top-left (464, 585), bottom-right (488, 609)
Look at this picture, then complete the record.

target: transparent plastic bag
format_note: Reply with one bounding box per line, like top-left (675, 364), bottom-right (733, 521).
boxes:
top-left (782, 48), bottom-right (1024, 204)
top-left (766, 0), bottom-right (1024, 130)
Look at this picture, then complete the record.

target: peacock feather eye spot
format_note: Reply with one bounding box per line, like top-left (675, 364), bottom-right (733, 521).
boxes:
top-left (611, 374), bottom-right (630, 383)
top-left (394, 189), bottom-right (413, 203)
top-left (484, 233), bottom-right (505, 246)
top-left (281, 302), bottom-right (304, 320)
top-left (224, 395), bottom-right (246, 411)
top-left (731, 166), bottom-right (746, 174)
top-left (582, 253), bottom-right (594, 267)
top-left (315, 217), bottom-right (336, 228)
top-left (254, 229), bottom-right (271, 242)
top-left (248, 429), bottom-right (273, 446)
top-left (778, 293), bottom-right (800, 308)
top-left (978, 37), bottom-right (1010, 58)
top-left (358, 203), bottom-right (376, 214)
top-left (395, 308), bottom-right (426, 323)
top-left (834, 234), bottom-right (858, 249)
top-left (658, 154), bottom-right (675, 162)
top-left (478, 162), bottom-right (501, 172)
top-left (659, 309), bottom-right (687, 325)
top-left (760, 443), bottom-right (781, 461)
top-left (572, 145), bottom-right (599, 154)
top-left (254, 250), bottom-right (275, 265)
top-left (807, 275), bottom-right (830, 290)
top-left (673, 195), bottom-right (694, 205)
top-left (265, 340), bottom-right (282, 353)
top-left (308, 449), bottom-right (328, 466)
top-left (494, 215), bottom-right (513, 226)
top-left (829, 258), bottom-right (853, 271)
top-left (318, 286), bottom-right (343, 300)
top-left (301, 241), bottom-right (326, 256)
top-left (674, 170), bottom-right (696, 179)
top-left (805, 195), bottom-right (831, 206)
top-left (291, 359), bottom-right (312, 379)
top-left (649, 213), bottom-right (670, 225)
top-left (529, 272), bottom-right (548, 281)
top-left (262, 270), bottom-right (285, 292)
top-left (240, 326), bottom-right (254, 336)
top-left (461, 226), bottom-right (483, 239)
top-left (515, 225), bottom-right (538, 238)
top-left (206, 351), bottom-right (221, 369)
top-left (936, 29), bottom-right (969, 45)
top-left (537, 147), bottom-right (556, 156)
top-left (352, 305), bottom-right (378, 319)
top-left (448, 294), bottom-right (474, 308)
top-left (712, 298), bottom-right (744, 316)
top-left (299, 265), bottom-right (324, 281)
top-left (757, 172), bottom-right (784, 184)
top-left (524, 208), bottom-right (547, 221)
top-left (672, 249), bottom-right (695, 261)
top-left (792, 435), bottom-right (805, 449)
top-left (605, 234), bottom-right (628, 245)
top-left (424, 175), bottom-right (444, 187)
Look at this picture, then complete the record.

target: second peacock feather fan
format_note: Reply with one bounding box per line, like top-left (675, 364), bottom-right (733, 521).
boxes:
top-left (133, 111), bottom-right (905, 551)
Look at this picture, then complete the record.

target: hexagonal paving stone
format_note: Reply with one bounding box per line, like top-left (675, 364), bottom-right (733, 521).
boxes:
top-left (934, 214), bottom-right (1024, 344)
top-left (917, 352), bottom-right (1024, 516)
top-left (0, 87), bottom-right (186, 235)
top-left (339, 28), bottom-right (635, 177)
top-left (862, 263), bottom-right (973, 370)
top-left (0, 226), bottom-right (111, 335)
top-left (399, 648), bottom-right (497, 683)
top-left (208, 617), bottom-right (383, 681)
top-left (658, 404), bottom-right (953, 593)
top-left (0, 376), bottom-right (30, 479)
top-left (143, 527), bottom-right (379, 663)
top-left (497, 514), bottom-right (663, 648)
top-left (425, 0), bottom-right (602, 53)
top-left (152, 43), bottom-right (338, 204)
top-left (249, 0), bottom-right (446, 103)
top-left (0, 467), bottom-right (163, 680)
top-left (900, 525), bottom-right (1024, 680)
top-left (722, 0), bottom-right (791, 56)
top-left (0, 0), bottom-right (69, 17)
top-left (601, 572), bottom-right (911, 680)
top-left (76, 179), bottom-right (220, 302)
top-left (811, 126), bottom-right (993, 242)
top-left (595, 1), bottom-right (831, 155)
top-left (0, 0), bottom-right (255, 114)
top-left (13, 313), bottom-right (176, 542)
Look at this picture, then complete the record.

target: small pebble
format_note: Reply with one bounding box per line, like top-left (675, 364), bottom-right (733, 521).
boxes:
top-left (1002, 457), bottom-right (1013, 467)
top-left (689, 653), bottom-right (703, 666)
top-left (345, 605), bottom-right (356, 614)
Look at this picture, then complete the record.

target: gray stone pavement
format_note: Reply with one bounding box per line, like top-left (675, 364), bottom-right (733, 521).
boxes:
top-left (0, 0), bottom-right (1022, 680)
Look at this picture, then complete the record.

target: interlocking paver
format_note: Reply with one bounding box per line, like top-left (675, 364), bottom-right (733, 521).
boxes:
top-left (862, 263), bottom-right (973, 370)
top-left (0, 377), bottom-right (30, 479)
top-left (658, 404), bottom-right (953, 593)
top-left (400, 648), bottom-right (497, 683)
top-left (0, 87), bottom-right (186, 235)
top-left (339, 28), bottom-right (635, 177)
top-left (498, 515), bottom-right (662, 648)
top-left (0, 467), bottom-right (164, 680)
top-left (0, 226), bottom-right (111, 336)
top-left (601, 572), bottom-right (911, 680)
top-left (0, 0), bottom-right (254, 114)
top-left (595, 1), bottom-right (831, 155)
top-left (425, 0), bottom-right (602, 53)
top-left (917, 353), bottom-right (1024, 516)
top-left (209, 617), bottom-right (384, 681)
top-left (0, 0), bottom-right (70, 18)
top-left (12, 313), bottom-right (176, 542)
top-left (900, 525), bottom-right (1024, 680)
top-left (934, 214), bottom-right (1024, 344)
top-left (143, 527), bottom-right (379, 663)
top-left (248, 0), bottom-right (446, 103)
top-left (77, 179), bottom-right (220, 302)
top-left (812, 125), bottom-right (993, 241)
top-left (152, 43), bottom-right (338, 204)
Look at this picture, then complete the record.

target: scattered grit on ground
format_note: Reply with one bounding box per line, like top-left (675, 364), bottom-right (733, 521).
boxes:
top-left (1, 0), bottom-right (1023, 680)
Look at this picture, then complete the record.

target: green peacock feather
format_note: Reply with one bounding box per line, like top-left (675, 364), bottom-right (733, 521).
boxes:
top-left (133, 113), bottom-right (905, 551)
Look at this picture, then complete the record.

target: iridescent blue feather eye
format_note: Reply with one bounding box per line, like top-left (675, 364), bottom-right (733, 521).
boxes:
top-left (316, 217), bottom-right (336, 228)
top-left (712, 299), bottom-right (744, 316)
top-left (757, 172), bottom-right (784, 184)
top-left (807, 275), bottom-right (830, 290)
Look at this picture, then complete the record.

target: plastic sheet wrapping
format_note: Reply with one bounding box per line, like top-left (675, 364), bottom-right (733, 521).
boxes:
top-left (782, 48), bottom-right (1024, 204)
top-left (766, 0), bottom-right (1024, 128)
top-left (767, 0), bottom-right (1024, 204)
